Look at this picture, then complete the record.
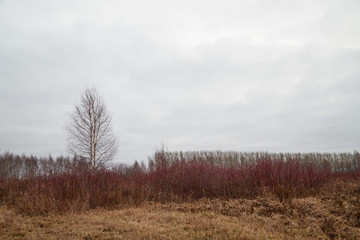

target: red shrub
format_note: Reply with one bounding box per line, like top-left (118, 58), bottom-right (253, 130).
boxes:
top-left (0, 157), bottom-right (345, 214)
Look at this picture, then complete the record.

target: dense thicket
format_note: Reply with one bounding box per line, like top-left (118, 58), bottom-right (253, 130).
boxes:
top-left (0, 150), bottom-right (359, 214)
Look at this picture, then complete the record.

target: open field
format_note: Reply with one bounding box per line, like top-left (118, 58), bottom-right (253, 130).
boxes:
top-left (1, 151), bottom-right (360, 239)
top-left (1, 179), bottom-right (360, 240)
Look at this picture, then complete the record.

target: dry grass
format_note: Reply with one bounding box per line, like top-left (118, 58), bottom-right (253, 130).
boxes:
top-left (1, 179), bottom-right (360, 240)
top-left (0, 202), bottom-right (288, 240)
top-left (1, 152), bottom-right (360, 239)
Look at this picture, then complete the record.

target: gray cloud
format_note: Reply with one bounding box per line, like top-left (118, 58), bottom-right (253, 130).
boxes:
top-left (0, 0), bottom-right (359, 164)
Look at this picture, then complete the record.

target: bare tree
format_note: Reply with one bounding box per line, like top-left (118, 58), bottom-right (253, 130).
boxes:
top-left (66, 87), bottom-right (118, 169)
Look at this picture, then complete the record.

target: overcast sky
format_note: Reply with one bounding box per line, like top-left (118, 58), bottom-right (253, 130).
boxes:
top-left (0, 0), bottom-right (359, 164)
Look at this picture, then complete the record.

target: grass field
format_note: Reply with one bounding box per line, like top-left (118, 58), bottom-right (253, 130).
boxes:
top-left (1, 178), bottom-right (360, 240)
top-left (1, 151), bottom-right (360, 239)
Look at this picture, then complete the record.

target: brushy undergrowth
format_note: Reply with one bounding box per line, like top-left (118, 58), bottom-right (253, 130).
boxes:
top-left (3, 159), bottom-right (356, 215)
top-left (1, 150), bottom-right (359, 215)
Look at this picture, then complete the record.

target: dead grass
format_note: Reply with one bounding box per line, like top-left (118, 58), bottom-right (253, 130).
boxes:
top-left (0, 203), bottom-right (281, 240)
top-left (1, 179), bottom-right (360, 240)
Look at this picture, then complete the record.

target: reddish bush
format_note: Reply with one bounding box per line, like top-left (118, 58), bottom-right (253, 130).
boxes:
top-left (145, 159), bottom-right (330, 202)
top-left (0, 156), bottom-right (351, 215)
top-left (0, 170), bottom-right (150, 214)
top-left (248, 159), bottom-right (330, 201)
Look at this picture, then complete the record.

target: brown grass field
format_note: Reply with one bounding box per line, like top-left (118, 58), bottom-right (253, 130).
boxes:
top-left (1, 152), bottom-right (360, 239)
top-left (1, 179), bottom-right (360, 240)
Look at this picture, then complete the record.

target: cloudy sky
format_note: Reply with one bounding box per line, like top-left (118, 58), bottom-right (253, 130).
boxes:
top-left (0, 0), bottom-right (359, 164)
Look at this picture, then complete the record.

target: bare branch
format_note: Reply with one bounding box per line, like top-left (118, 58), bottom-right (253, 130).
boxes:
top-left (65, 87), bottom-right (118, 169)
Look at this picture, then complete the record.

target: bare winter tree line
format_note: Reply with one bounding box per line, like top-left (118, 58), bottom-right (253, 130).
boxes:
top-left (0, 152), bottom-right (91, 179)
top-left (148, 149), bottom-right (360, 173)
top-left (0, 152), bottom-right (147, 179)
top-left (1, 150), bottom-right (359, 179)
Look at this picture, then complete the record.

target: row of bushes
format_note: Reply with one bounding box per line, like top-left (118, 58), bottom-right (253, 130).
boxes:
top-left (1, 158), bottom-right (344, 214)
top-left (149, 158), bottom-right (331, 202)
top-left (1, 150), bottom-right (359, 179)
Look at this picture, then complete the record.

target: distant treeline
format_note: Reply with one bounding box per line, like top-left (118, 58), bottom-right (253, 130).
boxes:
top-left (1, 150), bottom-right (359, 179)
top-left (148, 150), bottom-right (360, 173)
top-left (0, 152), bottom-right (144, 179)
top-left (0, 152), bottom-right (90, 179)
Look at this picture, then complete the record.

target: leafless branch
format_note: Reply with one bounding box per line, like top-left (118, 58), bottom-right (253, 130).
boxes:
top-left (66, 87), bottom-right (118, 169)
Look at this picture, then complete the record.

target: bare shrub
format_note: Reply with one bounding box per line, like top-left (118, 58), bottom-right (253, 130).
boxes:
top-left (1, 150), bottom-right (358, 215)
